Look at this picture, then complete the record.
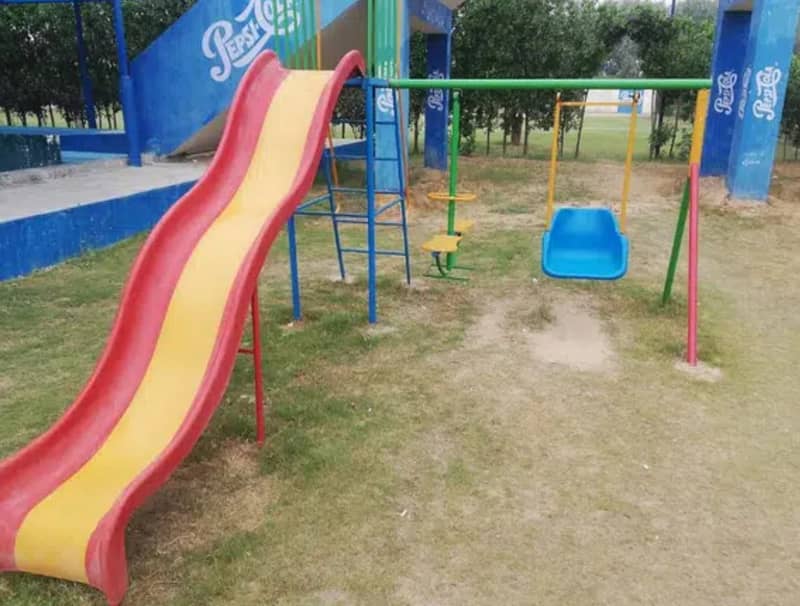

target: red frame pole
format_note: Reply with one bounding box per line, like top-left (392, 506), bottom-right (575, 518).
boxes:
top-left (687, 163), bottom-right (700, 366)
top-left (239, 286), bottom-right (266, 445)
top-left (250, 285), bottom-right (266, 445)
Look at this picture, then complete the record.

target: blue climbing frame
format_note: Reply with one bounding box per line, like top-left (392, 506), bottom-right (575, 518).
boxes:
top-left (0, 0), bottom-right (142, 167)
top-left (287, 78), bottom-right (412, 325)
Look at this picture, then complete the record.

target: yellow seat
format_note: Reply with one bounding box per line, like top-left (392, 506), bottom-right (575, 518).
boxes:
top-left (453, 219), bottom-right (475, 234)
top-left (427, 191), bottom-right (477, 203)
top-left (422, 234), bottom-right (462, 254)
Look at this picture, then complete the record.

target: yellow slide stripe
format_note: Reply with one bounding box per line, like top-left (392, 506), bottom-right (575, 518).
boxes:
top-left (15, 69), bottom-right (335, 582)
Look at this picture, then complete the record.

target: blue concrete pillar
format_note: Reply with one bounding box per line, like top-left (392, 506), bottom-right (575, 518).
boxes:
top-left (724, 0), bottom-right (800, 200)
top-left (374, 1), bottom-right (410, 193)
top-left (73, 0), bottom-right (97, 129)
top-left (701, 8), bottom-right (750, 176)
top-left (111, 0), bottom-right (142, 167)
top-left (424, 33), bottom-right (451, 170)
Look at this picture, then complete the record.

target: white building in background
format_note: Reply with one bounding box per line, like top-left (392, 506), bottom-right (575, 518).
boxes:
top-left (585, 89), bottom-right (654, 116)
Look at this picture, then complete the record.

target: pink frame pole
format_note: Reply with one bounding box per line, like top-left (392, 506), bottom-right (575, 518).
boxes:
top-left (687, 163), bottom-right (700, 366)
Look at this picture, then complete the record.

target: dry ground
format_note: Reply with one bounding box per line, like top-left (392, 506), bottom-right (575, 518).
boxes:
top-left (1, 157), bottom-right (799, 605)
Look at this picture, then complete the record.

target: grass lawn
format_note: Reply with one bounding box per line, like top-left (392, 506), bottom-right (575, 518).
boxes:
top-left (1, 156), bottom-right (800, 605)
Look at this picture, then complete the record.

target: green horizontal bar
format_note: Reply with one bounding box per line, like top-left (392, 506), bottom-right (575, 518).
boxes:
top-left (388, 78), bottom-right (712, 91)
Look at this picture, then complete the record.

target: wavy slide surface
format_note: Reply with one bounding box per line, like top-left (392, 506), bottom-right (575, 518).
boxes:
top-left (0, 50), bottom-right (363, 605)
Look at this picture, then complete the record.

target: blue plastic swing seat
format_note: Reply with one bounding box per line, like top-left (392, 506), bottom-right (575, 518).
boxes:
top-left (541, 207), bottom-right (629, 280)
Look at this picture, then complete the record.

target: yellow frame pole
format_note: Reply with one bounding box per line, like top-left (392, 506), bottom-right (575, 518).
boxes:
top-left (545, 93), bottom-right (562, 229)
top-left (619, 94), bottom-right (639, 233)
top-left (689, 89), bottom-right (710, 166)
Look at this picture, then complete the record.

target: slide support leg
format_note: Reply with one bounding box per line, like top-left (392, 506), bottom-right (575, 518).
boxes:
top-left (251, 286), bottom-right (266, 445)
top-left (287, 217), bottom-right (302, 321)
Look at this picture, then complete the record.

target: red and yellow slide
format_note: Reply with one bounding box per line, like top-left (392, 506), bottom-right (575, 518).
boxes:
top-left (0, 50), bottom-right (364, 605)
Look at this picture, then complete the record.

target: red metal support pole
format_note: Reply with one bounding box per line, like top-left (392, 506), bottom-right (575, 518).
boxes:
top-left (687, 163), bottom-right (700, 366)
top-left (250, 285), bottom-right (266, 445)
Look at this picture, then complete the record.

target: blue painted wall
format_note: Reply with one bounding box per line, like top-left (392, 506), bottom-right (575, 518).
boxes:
top-left (725, 0), bottom-right (800, 199)
top-left (0, 181), bottom-right (194, 282)
top-left (410, 0), bottom-right (452, 33)
top-left (702, 9), bottom-right (750, 176)
top-left (702, 0), bottom-right (800, 200)
top-left (374, 0), bottom-right (411, 192)
top-left (131, 0), bottom-right (359, 155)
top-left (424, 34), bottom-right (451, 170)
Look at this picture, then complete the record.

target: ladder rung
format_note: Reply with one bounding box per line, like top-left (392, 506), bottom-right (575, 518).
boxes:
top-left (340, 248), bottom-right (408, 257)
top-left (427, 191), bottom-right (478, 203)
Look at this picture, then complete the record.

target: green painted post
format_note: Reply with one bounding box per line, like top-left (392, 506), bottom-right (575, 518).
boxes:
top-left (446, 90), bottom-right (461, 272)
top-left (271, 0), bottom-right (281, 63)
top-left (367, 0), bottom-right (374, 76)
top-left (309, 0), bottom-right (317, 69)
top-left (300, 0), bottom-right (308, 69)
top-left (291, 0), bottom-right (300, 68)
top-left (662, 179), bottom-right (690, 305)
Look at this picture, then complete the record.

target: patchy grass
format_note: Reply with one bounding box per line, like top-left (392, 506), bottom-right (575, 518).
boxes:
top-left (2, 158), bottom-right (800, 605)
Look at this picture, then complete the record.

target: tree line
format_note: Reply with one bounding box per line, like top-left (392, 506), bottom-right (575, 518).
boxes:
top-left (2, 0), bottom-right (799, 162)
top-left (0, 0), bottom-right (193, 128)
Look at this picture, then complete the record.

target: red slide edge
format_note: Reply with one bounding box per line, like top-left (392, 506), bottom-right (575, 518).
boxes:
top-left (85, 51), bottom-right (364, 605)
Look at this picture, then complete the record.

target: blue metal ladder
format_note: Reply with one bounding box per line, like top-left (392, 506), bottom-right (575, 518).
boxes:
top-left (289, 83), bottom-right (411, 323)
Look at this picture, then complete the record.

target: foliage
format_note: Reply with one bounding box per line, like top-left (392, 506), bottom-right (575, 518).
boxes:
top-left (780, 55), bottom-right (800, 152)
top-left (0, 1), bottom-right (193, 127)
top-left (626, 3), bottom-right (714, 158)
top-left (452, 0), bottom-right (625, 155)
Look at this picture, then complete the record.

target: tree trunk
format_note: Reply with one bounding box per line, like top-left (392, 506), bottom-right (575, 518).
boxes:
top-left (783, 133), bottom-right (788, 161)
top-left (112, 109), bottom-right (118, 130)
top-left (485, 122), bottom-right (492, 155)
top-left (19, 113), bottom-right (27, 127)
top-left (48, 105), bottom-right (56, 127)
top-left (523, 114), bottom-right (530, 156)
top-left (36, 113), bottom-right (43, 127)
top-left (3, 107), bottom-right (11, 125)
top-left (649, 94), bottom-right (658, 160)
top-left (574, 91), bottom-right (588, 159)
top-left (653, 93), bottom-right (667, 159)
top-left (502, 123), bottom-right (508, 156)
top-left (413, 115), bottom-right (420, 154)
top-left (668, 99), bottom-right (681, 158)
top-left (510, 113), bottom-right (523, 146)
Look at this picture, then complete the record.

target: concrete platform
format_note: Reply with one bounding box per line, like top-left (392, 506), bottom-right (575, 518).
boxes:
top-left (0, 161), bottom-right (206, 223)
top-left (0, 159), bottom-right (207, 281)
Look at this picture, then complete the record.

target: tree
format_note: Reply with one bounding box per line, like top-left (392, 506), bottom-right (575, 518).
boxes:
top-left (0, 1), bottom-right (194, 127)
top-left (780, 55), bottom-right (800, 159)
top-left (627, 4), bottom-right (713, 158)
top-left (452, 0), bottom-right (624, 156)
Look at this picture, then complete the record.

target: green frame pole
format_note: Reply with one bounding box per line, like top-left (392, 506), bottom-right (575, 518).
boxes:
top-left (367, 0), bottom-right (374, 76)
top-left (662, 179), bottom-right (690, 305)
top-left (389, 78), bottom-right (711, 91)
top-left (446, 90), bottom-right (462, 272)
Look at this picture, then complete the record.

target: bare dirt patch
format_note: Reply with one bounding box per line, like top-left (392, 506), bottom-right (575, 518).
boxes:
top-left (527, 298), bottom-right (616, 373)
top-left (674, 359), bottom-right (723, 382)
